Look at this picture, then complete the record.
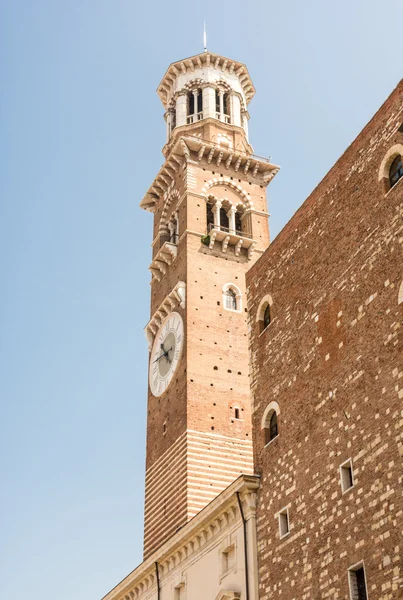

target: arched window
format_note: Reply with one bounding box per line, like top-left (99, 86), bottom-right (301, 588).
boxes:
top-left (269, 412), bottom-right (278, 440)
top-left (257, 295), bottom-right (273, 333)
top-left (263, 304), bottom-right (271, 329)
top-left (225, 288), bottom-right (237, 311)
top-left (223, 284), bottom-right (242, 312)
top-left (187, 89), bottom-right (203, 122)
top-left (206, 202), bottom-right (215, 231)
top-left (389, 155), bottom-right (403, 188)
top-left (235, 211), bottom-right (242, 234)
top-left (262, 401), bottom-right (280, 446)
top-left (220, 207), bottom-right (230, 230)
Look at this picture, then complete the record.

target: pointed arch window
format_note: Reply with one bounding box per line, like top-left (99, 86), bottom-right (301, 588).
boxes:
top-left (389, 155), bottom-right (403, 188)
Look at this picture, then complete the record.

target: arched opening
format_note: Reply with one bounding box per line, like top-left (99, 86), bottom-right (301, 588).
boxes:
top-left (187, 89), bottom-right (203, 122)
top-left (389, 155), bottom-right (403, 188)
top-left (225, 288), bottom-right (237, 311)
top-left (223, 284), bottom-right (242, 312)
top-left (206, 201), bottom-right (215, 231)
top-left (257, 295), bottom-right (273, 334)
top-left (264, 409), bottom-right (278, 445)
top-left (235, 210), bottom-right (242, 234)
top-left (263, 304), bottom-right (271, 329)
top-left (220, 207), bottom-right (230, 230)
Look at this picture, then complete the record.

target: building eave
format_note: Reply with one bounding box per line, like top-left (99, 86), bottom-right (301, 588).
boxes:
top-left (157, 52), bottom-right (256, 108)
top-left (139, 135), bottom-right (280, 212)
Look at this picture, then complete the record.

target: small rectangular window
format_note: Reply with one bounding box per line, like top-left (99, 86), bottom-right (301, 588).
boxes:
top-left (220, 543), bottom-right (236, 580)
top-left (278, 507), bottom-right (289, 538)
top-left (340, 459), bottom-right (354, 493)
top-left (348, 564), bottom-right (368, 600)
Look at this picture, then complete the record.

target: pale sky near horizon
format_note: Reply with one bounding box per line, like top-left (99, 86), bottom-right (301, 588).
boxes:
top-left (1, 1), bottom-right (402, 599)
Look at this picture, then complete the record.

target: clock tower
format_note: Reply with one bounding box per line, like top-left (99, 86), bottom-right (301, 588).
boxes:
top-left (141, 51), bottom-right (279, 558)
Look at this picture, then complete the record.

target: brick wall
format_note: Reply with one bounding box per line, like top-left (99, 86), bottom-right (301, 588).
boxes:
top-left (246, 80), bottom-right (403, 599)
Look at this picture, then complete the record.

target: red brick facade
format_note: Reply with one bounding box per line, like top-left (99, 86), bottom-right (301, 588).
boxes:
top-left (246, 81), bottom-right (403, 599)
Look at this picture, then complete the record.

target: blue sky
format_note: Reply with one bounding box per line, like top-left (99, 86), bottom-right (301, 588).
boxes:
top-left (0, 1), bottom-right (401, 598)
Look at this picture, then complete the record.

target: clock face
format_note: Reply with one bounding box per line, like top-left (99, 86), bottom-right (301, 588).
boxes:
top-left (149, 312), bottom-right (184, 397)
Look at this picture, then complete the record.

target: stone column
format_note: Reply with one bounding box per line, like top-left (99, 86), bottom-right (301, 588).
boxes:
top-left (176, 93), bottom-right (187, 127)
top-left (228, 206), bottom-right (236, 234)
top-left (193, 90), bottom-right (198, 118)
top-left (213, 201), bottom-right (222, 229)
top-left (202, 86), bottom-right (215, 119)
top-left (219, 91), bottom-right (224, 121)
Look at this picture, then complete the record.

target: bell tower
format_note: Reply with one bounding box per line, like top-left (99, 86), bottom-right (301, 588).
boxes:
top-left (141, 51), bottom-right (279, 558)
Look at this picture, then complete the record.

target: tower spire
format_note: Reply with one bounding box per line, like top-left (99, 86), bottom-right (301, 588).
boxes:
top-left (203, 21), bottom-right (207, 52)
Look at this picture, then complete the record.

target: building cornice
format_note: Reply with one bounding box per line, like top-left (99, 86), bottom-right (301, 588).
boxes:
top-left (101, 475), bottom-right (259, 600)
top-left (157, 52), bottom-right (255, 107)
top-left (139, 135), bottom-right (280, 213)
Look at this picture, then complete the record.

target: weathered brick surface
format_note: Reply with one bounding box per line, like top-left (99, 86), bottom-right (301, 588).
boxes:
top-left (247, 81), bottom-right (403, 599)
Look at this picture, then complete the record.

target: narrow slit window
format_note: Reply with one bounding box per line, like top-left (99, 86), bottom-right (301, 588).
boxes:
top-left (264, 410), bottom-right (278, 445)
top-left (234, 408), bottom-right (240, 419)
top-left (348, 565), bottom-right (368, 600)
top-left (197, 89), bottom-right (203, 114)
top-left (340, 459), bottom-right (354, 492)
top-left (278, 508), bottom-right (289, 538)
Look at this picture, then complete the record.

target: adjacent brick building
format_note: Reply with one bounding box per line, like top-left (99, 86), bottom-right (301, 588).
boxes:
top-left (247, 80), bottom-right (403, 599)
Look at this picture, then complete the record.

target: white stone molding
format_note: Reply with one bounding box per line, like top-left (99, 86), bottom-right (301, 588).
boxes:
top-left (234, 238), bottom-right (244, 257)
top-left (222, 235), bottom-right (231, 253)
top-left (149, 242), bottom-right (178, 282)
top-left (157, 52), bottom-right (256, 108)
top-left (202, 178), bottom-right (252, 208)
top-left (215, 591), bottom-right (241, 600)
top-left (255, 294), bottom-right (273, 322)
top-left (222, 283), bottom-right (242, 312)
top-left (145, 282), bottom-right (186, 350)
top-left (140, 136), bottom-right (279, 213)
top-left (378, 144), bottom-right (403, 181)
top-left (398, 280), bottom-right (403, 305)
top-left (261, 401), bottom-right (280, 430)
